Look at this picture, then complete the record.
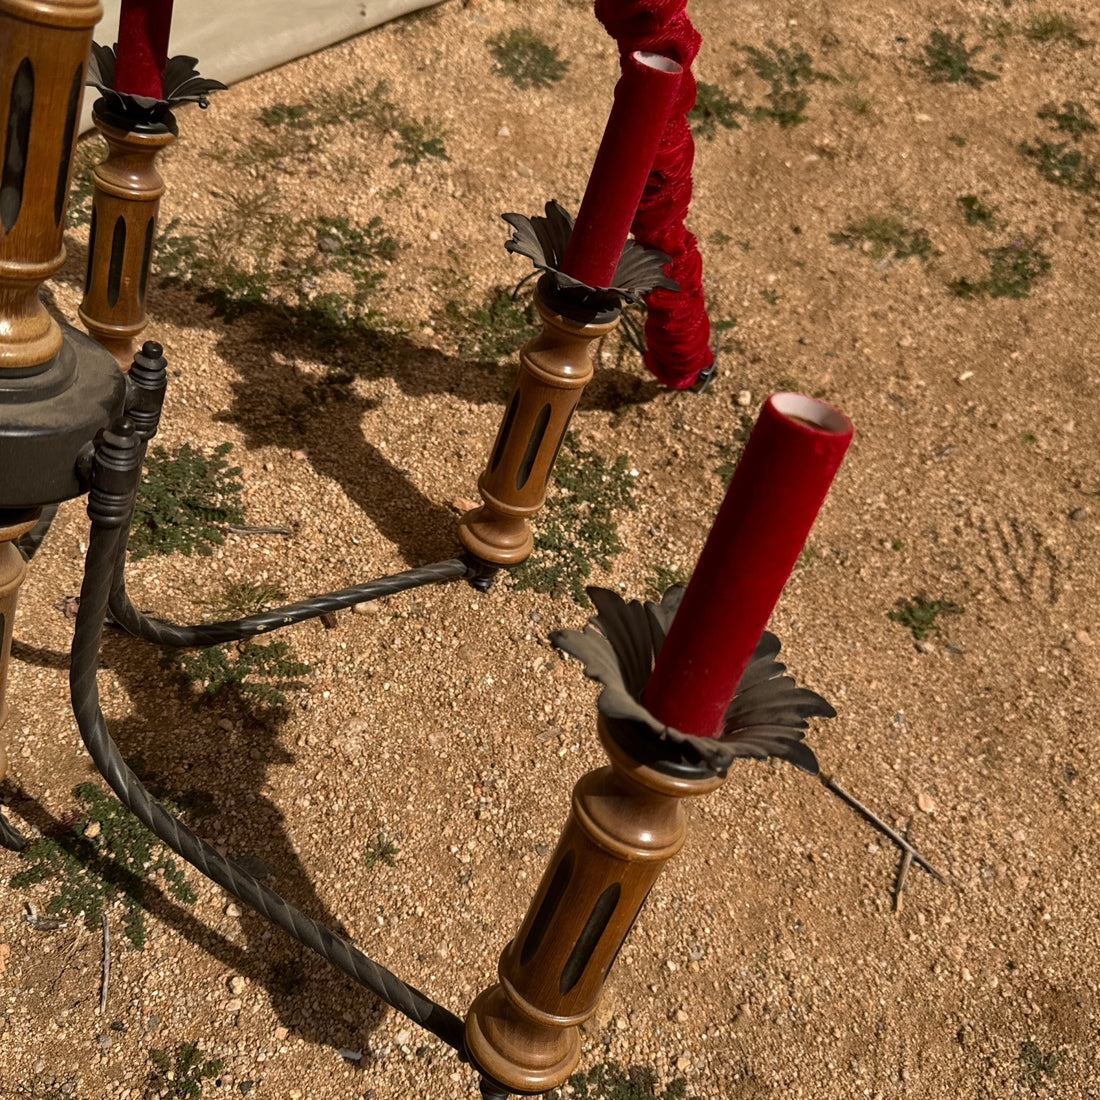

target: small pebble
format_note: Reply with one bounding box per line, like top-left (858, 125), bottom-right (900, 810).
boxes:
top-left (225, 903), bottom-right (242, 918)
top-left (736, 390), bottom-right (752, 407)
top-left (1069, 507), bottom-right (1087, 521)
top-left (226, 998), bottom-right (243, 1013)
top-left (917, 791), bottom-right (936, 814)
top-left (228, 975), bottom-right (245, 995)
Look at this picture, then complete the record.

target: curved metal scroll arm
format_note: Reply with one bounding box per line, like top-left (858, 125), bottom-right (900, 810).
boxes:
top-left (69, 419), bottom-right (469, 1054)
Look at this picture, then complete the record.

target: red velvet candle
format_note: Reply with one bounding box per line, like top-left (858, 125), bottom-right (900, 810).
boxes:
top-left (643, 393), bottom-right (853, 738)
top-left (560, 51), bottom-right (682, 289)
top-left (114, 0), bottom-right (175, 99)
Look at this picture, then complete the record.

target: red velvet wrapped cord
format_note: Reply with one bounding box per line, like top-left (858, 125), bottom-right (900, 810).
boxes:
top-left (595, 0), bottom-right (712, 388)
top-left (643, 394), bottom-right (854, 738)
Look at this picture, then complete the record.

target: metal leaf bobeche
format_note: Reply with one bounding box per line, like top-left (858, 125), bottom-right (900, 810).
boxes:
top-left (503, 199), bottom-right (678, 311)
top-left (87, 43), bottom-right (227, 120)
top-left (551, 586), bottom-right (836, 775)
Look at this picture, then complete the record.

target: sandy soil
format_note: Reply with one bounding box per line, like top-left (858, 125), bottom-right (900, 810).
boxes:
top-left (3, 1), bottom-right (1100, 1098)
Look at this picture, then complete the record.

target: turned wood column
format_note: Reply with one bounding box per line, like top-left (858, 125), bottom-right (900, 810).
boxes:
top-left (458, 283), bottom-right (618, 567)
top-left (0, 510), bottom-right (39, 781)
top-left (0, 0), bottom-right (101, 371)
top-left (465, 718), bottom-right (724, 1094)
top-left (78, 104), bottom-right (175, 367)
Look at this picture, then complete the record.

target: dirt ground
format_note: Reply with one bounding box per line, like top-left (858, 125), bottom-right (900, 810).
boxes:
top-left (3, 0), bottom-right (1100, 1097)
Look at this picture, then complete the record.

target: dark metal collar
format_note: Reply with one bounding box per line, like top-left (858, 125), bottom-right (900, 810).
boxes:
top-left (551, 586), bottom-right (836, 778)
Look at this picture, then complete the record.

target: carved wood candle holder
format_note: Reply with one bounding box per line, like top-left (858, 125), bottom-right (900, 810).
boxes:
top-left (457, 276), bottom-right (619, 567)
top-left (458, 202), bottom-right (676, 569)
top-left (0, 0), bottom-right (127, 846)
top-left (466, 588), bottom-right (837, 1094)
top-left (78, 46), bottom-right (225, 366)
top-left (0, 0), bottom-right (100, 372)
top-left (465, 716), bottom-right (724, 1094)
top-left (0, 509), bottom-right (40, 845)
top-left (78, 103), bottom-right (176, 366)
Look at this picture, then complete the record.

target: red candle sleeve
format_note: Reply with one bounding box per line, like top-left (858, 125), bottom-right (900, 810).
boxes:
top-left (114, 0), bottom-right (175, 99)
top-left (643, 393), bottom-right (853, 738)
top-left (560, 51), bottom-right (682, 289)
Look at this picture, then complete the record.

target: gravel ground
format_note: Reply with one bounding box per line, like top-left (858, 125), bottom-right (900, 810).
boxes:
top-left (3, 1), bottom-right (1100, 1098)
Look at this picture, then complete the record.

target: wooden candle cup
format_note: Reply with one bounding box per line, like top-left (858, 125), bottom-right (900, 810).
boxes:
top-left (465, 717), bottom-right (724, 1093)
top-left (78, 104), bottom-right (176, 368)
top-left (0, 0), bottom-right (101, 372)
top-left (0, 510), bottom-right (41, 782)
top-left (458, 282), bottom-right (618, 567)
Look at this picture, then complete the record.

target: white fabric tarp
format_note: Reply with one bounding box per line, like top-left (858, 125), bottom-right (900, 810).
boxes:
top-left (81, 0), bottom-right (442, 130)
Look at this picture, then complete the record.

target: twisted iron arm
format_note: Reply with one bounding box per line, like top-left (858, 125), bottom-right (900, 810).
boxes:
top-left (70, 421), bottom-right (468, 1054)
top-left (106, 341), bottom-right (483, 648)
top-left (108, 555), bottom-right (476, 647)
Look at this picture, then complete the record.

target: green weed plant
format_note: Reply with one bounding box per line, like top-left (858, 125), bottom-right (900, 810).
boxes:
top-left (489, 28), bottom-right (569, 89)
top-left (10, 783), bottom-right (196, 949)
top-left (830, 215), bottom-right (932, 262)
top-left (129, 442), bottom-right (244, 560)
top-left (148, 1042), bottom-right (223, 1100)
top-left (741, 41), bottom-right (836, 126)
top-left (689, 82), bottom-right (745, 139)
top-left (888, 595), bottom-right (963, 641)
top-left (950, 238), bottom-right (1051, 299)
top-left (513, 433), bottom-right (636, 603)
top-left (915, 30), bottom-right (999, 86)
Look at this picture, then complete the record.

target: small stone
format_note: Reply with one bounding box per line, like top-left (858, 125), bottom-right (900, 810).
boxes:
top-left (227, 975), bottom-right (245, 995)
top-left (238, 1082), bottom-right (254, 1096)
top-left (352, 600), bottom-right (381, 615)
top-left (917, 790), bottom-right (936, 814)
top-left (451, 497), bottom-right (479, 515)
top-left (674, 1008), bottom-right (689, 1023)
top-left (675, 1055), bottom-right (691, 1072)
top-left (736, 390), bottom-right (752, 407)
top-left (916, 639), bottom-right (935, 654)
top-left (614, 1015), bottom-right (628, 1031)
top-left (1069, 507), bottom-right (1087, 521)
top-left (226, 998), bottom-right (243, 1013)
top-left (225, 903), bottom-right (242, 918)
top-left (897, 334), bottom-right (914, 348)
top-left (84, 821), bottom-right (101, 839)
top-left (1075, 630), bottom-right (1093, 646)
top-left (146, 1015), bottom-right (161, 1034)
top-left (274, 1026), bottom-right (289, 1041)
top-left (497, 124), bottom-right (510, 137)
top-left (396, 1028), bottom-right (411, 1046)
top-left (96, 1032), bottom-right (113, 1050)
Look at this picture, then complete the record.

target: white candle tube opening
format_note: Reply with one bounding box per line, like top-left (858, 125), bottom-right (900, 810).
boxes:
top-left (632, 51), bottom-right (683, 75)
top-left (769, 392), bottom-right (851, 435)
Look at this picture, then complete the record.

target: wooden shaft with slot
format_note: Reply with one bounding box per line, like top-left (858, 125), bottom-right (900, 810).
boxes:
top-left (457, 287), bottom-right (618, 567)
top-left (0, 0), bottom-right (101, 371)
top-left (78, 105), bottom-right (176, 367)
top-left (0, 511), bottom-right (40, 785)
top-left (465, 718), bottom-right (724, 1094)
